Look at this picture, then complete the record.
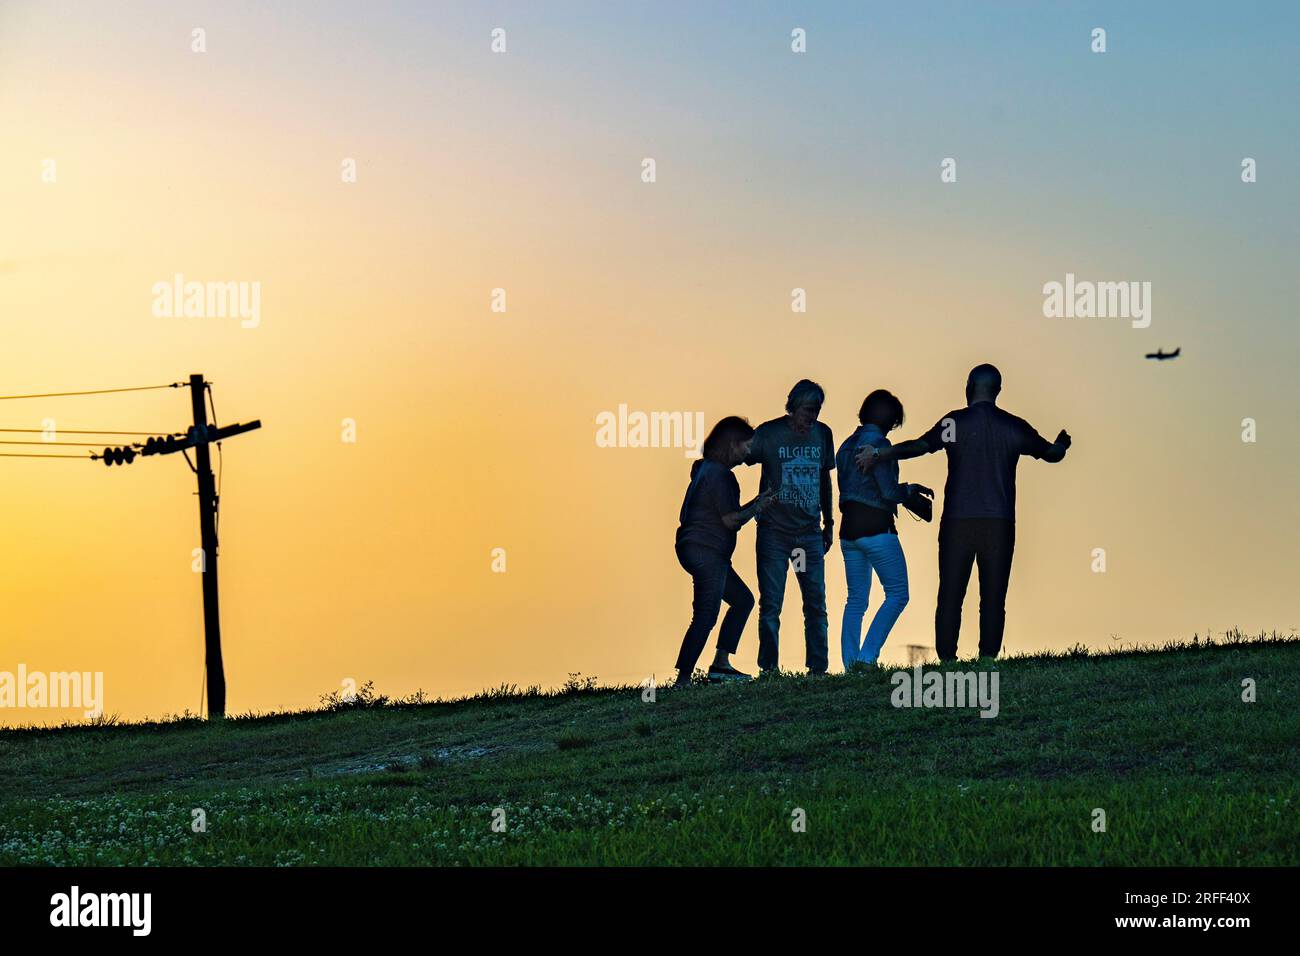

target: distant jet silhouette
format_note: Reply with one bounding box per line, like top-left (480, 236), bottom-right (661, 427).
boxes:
top-left (1145, 347), bottom-right (1181, 361)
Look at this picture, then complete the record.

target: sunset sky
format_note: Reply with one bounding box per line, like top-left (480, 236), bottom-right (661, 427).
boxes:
top-left (1, 1), bottom-right (1297, 725)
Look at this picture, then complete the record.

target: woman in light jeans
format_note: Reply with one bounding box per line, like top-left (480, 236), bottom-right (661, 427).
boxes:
top-left (834, 390), bottom-right (933, 669)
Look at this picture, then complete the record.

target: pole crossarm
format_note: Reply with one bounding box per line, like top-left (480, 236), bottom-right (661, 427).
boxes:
top-left (139, 419), bottom-right (262, 457)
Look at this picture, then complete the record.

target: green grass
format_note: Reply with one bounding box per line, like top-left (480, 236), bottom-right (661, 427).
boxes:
top-left (1, 633), bottom-right (1297, 865)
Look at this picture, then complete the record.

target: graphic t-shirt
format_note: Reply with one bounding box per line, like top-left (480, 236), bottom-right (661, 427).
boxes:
top-left (745, 417), bottom-right (835, 535)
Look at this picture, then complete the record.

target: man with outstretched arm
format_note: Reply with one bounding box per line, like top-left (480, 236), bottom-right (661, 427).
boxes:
top-left (856, 364), bottom-right (1071, 662)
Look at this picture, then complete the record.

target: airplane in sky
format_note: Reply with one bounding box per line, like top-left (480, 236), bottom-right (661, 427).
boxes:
top-left (1145, 347), bottom-right (1181, 361)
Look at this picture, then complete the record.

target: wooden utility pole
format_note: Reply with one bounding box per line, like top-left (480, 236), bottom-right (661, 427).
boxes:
top-left (56, 374), bottom-right (260, 720)
top-left (125, 375), bottom-right (260, 718)
top-left (189, 374), bottom-right (226, 718)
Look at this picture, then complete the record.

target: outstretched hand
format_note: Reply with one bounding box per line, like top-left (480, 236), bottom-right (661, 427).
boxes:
top-left (854, 444), bottom-right (878, 472)
top-left (1055, 429), bottom-right (1072, 450)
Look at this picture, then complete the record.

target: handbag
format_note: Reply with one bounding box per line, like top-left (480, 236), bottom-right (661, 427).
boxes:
top-left (902, 486), bottom-right (933, 523)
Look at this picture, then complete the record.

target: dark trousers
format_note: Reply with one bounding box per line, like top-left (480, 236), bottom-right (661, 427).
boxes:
top-left (675, 542), bottom-right (754, 674)
top-left (755, 526), bottom-right (829, 673)
top-left (935, 517), bottom-right (1016, 661)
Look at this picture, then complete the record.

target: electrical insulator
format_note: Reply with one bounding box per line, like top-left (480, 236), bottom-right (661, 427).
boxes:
top-left (101, 446), bottom-right (136, 466)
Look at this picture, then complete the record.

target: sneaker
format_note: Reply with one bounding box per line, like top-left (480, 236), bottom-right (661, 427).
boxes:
top-left (707, 663), bottom-right (752, 683)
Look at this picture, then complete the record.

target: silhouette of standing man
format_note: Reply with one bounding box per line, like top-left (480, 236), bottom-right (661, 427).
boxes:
top-left (747, 379), bottom-right (835, 675)
top-left (856, 365), bottom-right (1071, 661)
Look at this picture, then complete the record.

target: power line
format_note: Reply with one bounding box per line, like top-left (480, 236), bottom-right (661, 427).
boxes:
top-left (0, 383), bottom-right (181, 401)
top-left (0, 440), bottom-right (116, 447)
top-left (0, 452), bottom-right (90, 459)
top-left (0, 428), bottom-right (175, 435)
top-left (208, 384), bottom-right (222, 535)
top-left (215, 442), bottom-right (223, 535)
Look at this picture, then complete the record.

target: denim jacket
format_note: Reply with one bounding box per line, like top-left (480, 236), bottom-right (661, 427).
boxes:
top-left (835, 424), bottom-right (910, 514)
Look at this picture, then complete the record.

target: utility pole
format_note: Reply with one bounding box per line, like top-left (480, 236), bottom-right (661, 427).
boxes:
top-left (99, 374), bottom-right (262, 718)
top-left (5, 374), bottom-right (260, 720)
top-left (189, 374), bottom-right (226, 718)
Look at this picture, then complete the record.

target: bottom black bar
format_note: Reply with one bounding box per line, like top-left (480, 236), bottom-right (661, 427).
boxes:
top-left (0, 866), bottom-right (1286, 940)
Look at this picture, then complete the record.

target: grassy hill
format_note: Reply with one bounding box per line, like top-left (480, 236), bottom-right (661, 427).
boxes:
top-left (2, 634), bottom-right (1297, 866)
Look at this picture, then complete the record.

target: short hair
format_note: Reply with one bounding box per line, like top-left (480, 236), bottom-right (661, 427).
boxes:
top-left (785, 379), bottom-right (825, 413)
top-left (966, 363), bottom-right (1002, 401)
top-left (858, 389), bottom-right (905, 430)
top-left (702, 415), bottom-right (754, 461)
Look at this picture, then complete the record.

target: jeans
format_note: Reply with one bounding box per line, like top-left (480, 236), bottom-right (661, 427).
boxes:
top-left (935, 517), bottom-right (1016, 661)
top-left (675, 542), bottom-right (754, 674)
top-left (840, 533), bottom-right (909, 668)
top-left (755, 525), bottom-right (828, 673)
